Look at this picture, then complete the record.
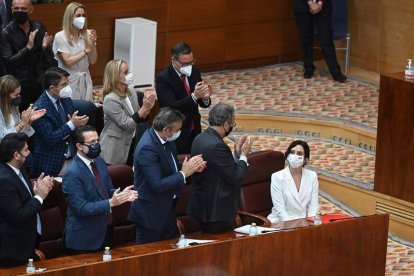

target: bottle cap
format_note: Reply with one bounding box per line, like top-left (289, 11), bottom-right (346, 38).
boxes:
top-left (105, 246), bottom-right (110, 250)
top-left (28, 258), bottom-right (33, 262)
top-left (251, 223), bottom-right (256, 226)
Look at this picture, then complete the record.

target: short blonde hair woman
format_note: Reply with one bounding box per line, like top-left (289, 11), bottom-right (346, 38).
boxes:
top-left (100, 60), bottom-right (157, 165)
top-left (52, 2), bottom-right (97, 101)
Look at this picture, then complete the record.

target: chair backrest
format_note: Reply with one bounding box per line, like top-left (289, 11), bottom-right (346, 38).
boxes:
top-left (38, 182), bottom-right (66, 259)
top-left (331, 0), bottom-right (348, 40)
top-left (72, 99), bottom-right (97, 128)
top-left (106, 164), bottom-right (136, 246)
top-left (239, 150), bottom-right (285, 217)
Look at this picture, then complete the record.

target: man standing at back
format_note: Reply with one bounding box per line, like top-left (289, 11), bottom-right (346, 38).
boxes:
top-left (128, 108), bottom-right (206, 244)
top-left (188, 103), bottom-right (252, 233)
top-left (155, 42), bottom-right (213, 154)
top-left (0, 0), bottom-right (56, 111)
top-left (31, 67), bottom-right (88, 177)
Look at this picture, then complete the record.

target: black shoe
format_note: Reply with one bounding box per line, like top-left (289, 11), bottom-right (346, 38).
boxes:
top-left (333, 74), bottom-right (347, 83)
top-left (304, 68), bottom-right (315, 79)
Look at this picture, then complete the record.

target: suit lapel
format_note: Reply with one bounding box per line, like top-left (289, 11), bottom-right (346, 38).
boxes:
top-left (284, 167), bottom-right (304, 208)
top-left (119, 96), bottom-right (134, 116)
top-left (169, 64), bottom-right (188, 97)
top-left (75, 157), bottom-right (106, 199)
top-left (2, 163), bottom-right (33, 198)
top-left (149, 128), bottom-right (176, 173)
top-left (42, 93), bottom-right (63, 126)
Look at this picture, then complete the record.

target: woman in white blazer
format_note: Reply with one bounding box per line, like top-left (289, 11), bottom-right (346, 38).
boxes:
top-left (0, 75), bottom-right (45, 141)
top-left (268, 140), bottom-right (319, 223)
top-left (100, 60), bottom-right (156, 165)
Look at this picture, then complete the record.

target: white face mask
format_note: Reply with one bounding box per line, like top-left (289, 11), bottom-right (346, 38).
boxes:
top-left (179, 65), bottom-right (192, 77)
top-left (59, 85), bottom-right (73, 98)
top-left (287, 154), bottom-right (304, 169)
top-left (124, 72), bottom-right (133, 86)
top-left (73, 17), bottom-right (86, 30)
top-left (166, 130), bottom-right (181, 142)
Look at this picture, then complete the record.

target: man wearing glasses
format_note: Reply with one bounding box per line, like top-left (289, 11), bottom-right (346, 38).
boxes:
top-left (0, 0), bottom-right (57, 111)
top-left (155, 42), bottom-right (213, 154)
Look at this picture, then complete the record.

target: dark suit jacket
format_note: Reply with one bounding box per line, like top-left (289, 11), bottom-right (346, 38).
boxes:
top-left (188, 127), bottom-right (249, 223)
top-left (293, 0), bottom-right (330, 12)
top-left (128, 128), bottom-right (184, 231)
top-left (62, 155), bottom-right (116, 251)
top-left (0, 0), bottom-right (12, 28)
top-left (155, 64), bottom-right (211, 154)
top-left (31, 92), bottom-right (75, 177)
top-left (0, 162), bottom-right (41, 264)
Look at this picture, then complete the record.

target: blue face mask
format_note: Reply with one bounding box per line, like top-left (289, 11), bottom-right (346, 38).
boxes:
top-left (166, 130), bottom-right (181, 142)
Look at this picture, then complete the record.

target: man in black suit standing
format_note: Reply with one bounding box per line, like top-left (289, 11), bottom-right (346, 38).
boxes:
top-left (155, 42), bottom-right (213, 154)
top-left (188, 103), bottom-right (252, 233)
top-left (0, 133), bottom-right (53, 266)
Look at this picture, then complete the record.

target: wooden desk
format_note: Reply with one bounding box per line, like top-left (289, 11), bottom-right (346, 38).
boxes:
top-left (1, 214), bottom-right (388, 276)
top-left (375, 72), bottom-right (414, 203)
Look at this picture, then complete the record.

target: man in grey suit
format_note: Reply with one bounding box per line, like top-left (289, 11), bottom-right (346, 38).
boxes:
top-left (188, 103), bottom-right (252, 233)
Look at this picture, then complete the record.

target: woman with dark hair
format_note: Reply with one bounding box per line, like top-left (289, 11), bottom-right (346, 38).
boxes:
top-left (0, 75), bottom-right (45, 141)
top-left (267, 140), bottom-right (319, 223)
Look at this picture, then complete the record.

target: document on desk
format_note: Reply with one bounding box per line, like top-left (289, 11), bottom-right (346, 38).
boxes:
top-left (234, 225), bottom-right (280, 235)
top-left (176, 239), bottom-right (217, 247)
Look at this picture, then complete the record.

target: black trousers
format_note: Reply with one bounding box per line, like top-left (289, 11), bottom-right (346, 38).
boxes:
top-left (294, 1), bottom-right (342, 76)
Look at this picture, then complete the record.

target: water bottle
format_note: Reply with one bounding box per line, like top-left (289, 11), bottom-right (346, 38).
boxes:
top-left (249, 223), bottom-right (258, 236)
top-left (404, 59), bottom-right (414, 80)
top-left (103, 246), bottom-right (112, 261)
top-left (314, 212), bottom-right (322, 225)
top-left (177, 234), bottom-right (187, 248)
top-left (26, 258), bottom-right (35, 273)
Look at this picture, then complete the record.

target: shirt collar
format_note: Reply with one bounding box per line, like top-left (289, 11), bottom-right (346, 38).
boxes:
top-left (154, 129), bottom-right (167, 145)
top-left (77, 152), bottom-right (93, 167)
top-left (6, 163), bottom-right (20, 176)
top-left (46, 91), bottom-right (59, 104)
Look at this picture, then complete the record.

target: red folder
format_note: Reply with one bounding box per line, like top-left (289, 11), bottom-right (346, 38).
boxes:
top-left (307, 213), bottom-right (352, 224)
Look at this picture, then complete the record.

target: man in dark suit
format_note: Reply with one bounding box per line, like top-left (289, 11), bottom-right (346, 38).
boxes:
top-left (0, 0), bottom-right (57, 111)
top-left (62, 125), bottom-right (137, 253)
top-left (0, 132), bottom-right (53, 266)
top-left (155, 42), bottom-right (213, 154)
top-left (293, 0), bottom-right (346, 82)
top-left (128, 108), bottom-right (206, 244)
top-left (188, 103), bottom-right (252, 233)
top-left (31, 67), bottom-right (88, 178)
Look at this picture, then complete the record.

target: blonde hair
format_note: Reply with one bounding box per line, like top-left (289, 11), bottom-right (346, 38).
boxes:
top-left (62, 2), bottom-right (88, 47)
top-left (103, 60), bottom-right (131, 98)
top-left (0, 75), bottom-right (20, 126)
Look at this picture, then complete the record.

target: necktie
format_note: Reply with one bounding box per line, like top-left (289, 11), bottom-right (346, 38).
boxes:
top-left (18, 172), bottom-right (42, 234)
top-left (0, 0), bottom-right (7, 29)
top-left (90, 162), bottom-right (113, 225)
top-left (180, 74), bottom-right (195, 131)
top-left (56, 100), bottom-right (67, 124)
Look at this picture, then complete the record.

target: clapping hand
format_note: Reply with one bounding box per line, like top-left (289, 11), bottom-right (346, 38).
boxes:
top-left (121, 185), bottom-right (138, 201)
top-left (308, 1), bottom-right (322, 14)
top-left (181, 155), bottom-right (207, 177)
top-left (68, 111), bottom-right (89, 127)
top-left (42, 32), bottom-right (53, 49)
top-left (33, 173), bottom-right (54, 200)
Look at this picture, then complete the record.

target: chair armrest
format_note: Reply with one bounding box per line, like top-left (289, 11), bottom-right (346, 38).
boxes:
top-left (35, 249), bottom-right (46, 261)
top-left (237, 210), bottom-right (272, 227)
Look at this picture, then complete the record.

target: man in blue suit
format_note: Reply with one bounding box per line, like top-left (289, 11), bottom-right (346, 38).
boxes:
top-left (128, 108), bottom-right (206, 244)
top-left (62, 125), bottom-right (137, 253)
top-left (31, 67), bottom-right (88, 177)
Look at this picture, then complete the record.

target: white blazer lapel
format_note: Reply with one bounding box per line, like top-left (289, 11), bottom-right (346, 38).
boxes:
top-left (284, 167), bottom-right (303, 208)
top-left (298, 168), bottom-right (311, 208)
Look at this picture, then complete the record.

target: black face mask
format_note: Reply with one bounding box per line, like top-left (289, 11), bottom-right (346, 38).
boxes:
top-left (13, 11), bottom-right (29, 24)
top-left (224, 124), bottom-right (233, 137)
top-left (83, 143), bottom-right (101, 159)
top-left (10, 96), bottom-right (22, 106)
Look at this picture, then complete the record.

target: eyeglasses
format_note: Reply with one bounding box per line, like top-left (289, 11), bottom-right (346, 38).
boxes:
top-left (228, 122), bottom-right (236, 128)
top-left (175, 59), bottom-right (196, 67)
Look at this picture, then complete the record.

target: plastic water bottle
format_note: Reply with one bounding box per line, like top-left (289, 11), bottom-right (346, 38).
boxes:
top-left (177, 234), bottom-right (187, 248)
top-left (26, 258), bottom-right (35, 273)
top-left (103, 246), bottom-right (112, 261)
top-left (404, 59), bottom-right (414, 80)
top-left (314, 212), bottom-right (323, 225)
top-left (249, 223), bottom-right (258, 236)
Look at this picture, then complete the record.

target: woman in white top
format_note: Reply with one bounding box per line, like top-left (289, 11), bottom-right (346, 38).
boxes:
top-left (53, 2), bottom-right (97, 101)
top-left (0, 75), bottom-right (46, 141)
top-left (100, 60), bottom-right (157, 165)
top-left (268, 140), bottom-right (319, 223)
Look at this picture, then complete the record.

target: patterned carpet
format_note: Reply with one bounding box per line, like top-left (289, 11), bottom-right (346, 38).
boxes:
top-left (198, 63), bottom-right (412, 275)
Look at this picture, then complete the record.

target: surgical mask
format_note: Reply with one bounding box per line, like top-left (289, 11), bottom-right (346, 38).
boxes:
top-left (124, 73), bottom-right (133, 86)
top-left (17, 151), bottom-right (30, 166)
top-left (13, 11), bottom-right (28, 24)
top-left (10, 96), bottom-right (22, 106)
top-left (179, 65), bottom-right (192, 77)
top-left (72, 16), bottom-right (86, 30)
top-left (287, 154), bottom-right (304, 169)
top-left (59, 85), bottom-right (73, 98)
top-left (166, 130), bottom-right (181, 142)
top-left (83, 143), bottom-right (101, 159)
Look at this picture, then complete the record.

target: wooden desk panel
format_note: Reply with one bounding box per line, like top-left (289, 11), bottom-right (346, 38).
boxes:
top-left (375, 73), bottom-right (414, 203)
top-left (1, 214), bottom-right (388, 276)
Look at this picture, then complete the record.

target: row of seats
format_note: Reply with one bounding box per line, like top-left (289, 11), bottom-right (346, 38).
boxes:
top-left (37, 150), bottom-right (286, 259)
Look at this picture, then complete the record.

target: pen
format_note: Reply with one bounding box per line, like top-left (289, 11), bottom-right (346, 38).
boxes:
top-left (261, 230), bottom-right (279, 233)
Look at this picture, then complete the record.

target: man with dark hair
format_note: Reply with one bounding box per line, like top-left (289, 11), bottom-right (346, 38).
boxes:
top-left (188, 103), bottom-right (252, 233)
top-left (128, 107), bottom-right (206, 244)
top-left (31, 67), bottom-right (88, 177)
top-left (0, 0), bottom-right (57, 110)
top-left (155, 41), bottom-right (213, 154)
top-left (62, 125), bottom-right (137, 253)
top-left (0, 132), bottom-right (53, 266)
